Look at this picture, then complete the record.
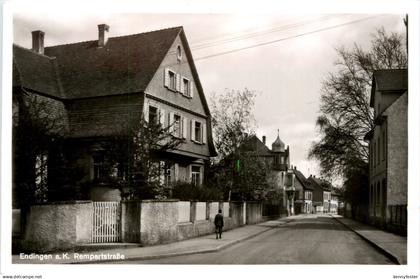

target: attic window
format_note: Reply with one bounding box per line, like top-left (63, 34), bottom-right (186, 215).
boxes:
top-left (176, 45), bottom-right (182, 61)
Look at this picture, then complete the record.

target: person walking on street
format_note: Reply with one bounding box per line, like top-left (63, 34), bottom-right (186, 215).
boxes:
top-left (214, 209), bottom-right (224, 239)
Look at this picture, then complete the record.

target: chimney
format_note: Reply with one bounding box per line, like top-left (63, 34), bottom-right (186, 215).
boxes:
top-left (262, 136), bottom-right (266, 145)
top-left (31, 30), bottom-right (45, 54)
top-left (294, 166), bottom-right (296, 170)
top-left (98, 24), bottom-right (110, 47)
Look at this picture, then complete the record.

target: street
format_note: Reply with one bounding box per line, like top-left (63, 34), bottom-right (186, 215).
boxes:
top-left (115, 214), bottom-right (393, 264)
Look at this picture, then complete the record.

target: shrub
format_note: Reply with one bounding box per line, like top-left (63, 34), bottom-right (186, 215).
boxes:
top-left (170, 181), bottom-right (222, 201)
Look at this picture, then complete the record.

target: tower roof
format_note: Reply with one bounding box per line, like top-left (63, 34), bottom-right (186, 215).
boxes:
top-left (272, 132), bottom-right (285, 152)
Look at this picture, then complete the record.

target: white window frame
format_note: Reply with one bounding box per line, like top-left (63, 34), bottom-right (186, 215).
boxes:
top-left (191, 119), bottom-right (207, 144)
top-left (191, 165), bottom-right (202, 186)
top-left (173, 113), bottom-right (182, 138)
top-left (148, 105), bottom-right (159, 124)
top-left (181, 77), bottom-right (191, 97)
top-left (165, 68), bottom-right (177, 91)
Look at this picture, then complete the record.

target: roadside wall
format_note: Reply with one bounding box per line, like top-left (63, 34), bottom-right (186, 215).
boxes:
top-left (20, 200), bottom-right (264, 251)
top-left (22, 201), bottom-right (93, 252)
top-left (246, 201), bottom-right (263, 224)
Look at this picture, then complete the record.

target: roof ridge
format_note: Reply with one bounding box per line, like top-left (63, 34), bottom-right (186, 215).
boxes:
top-left (45, 26), bottom-right (183, 49)
top-left (13, 43), bottom-right (57, 60)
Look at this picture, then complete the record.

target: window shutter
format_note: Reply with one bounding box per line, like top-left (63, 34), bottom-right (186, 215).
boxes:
top-left (169, 112), bottom-right (174, 133)
top-left (202, 121), bottom-right (207, 144)
top-left (182, 116), bottom-right (188, 139)
top-left (144, 103), bottom-right (149, 123)
top-left (164, 68), bottom-right (170, 87)
top-left (159, 108), bottom-right (165, 127)
top-left (191, 120), bottom-right (196, 141)
top-left (176, 74), bottom-right (181, 92)
top-left (189, 81), bottom-right (194, 98)
top-left (180, 77), bottom-right (185, 94)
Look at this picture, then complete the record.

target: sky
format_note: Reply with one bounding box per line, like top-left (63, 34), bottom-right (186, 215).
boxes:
top-left (12, 4), bottom-right (407, 182)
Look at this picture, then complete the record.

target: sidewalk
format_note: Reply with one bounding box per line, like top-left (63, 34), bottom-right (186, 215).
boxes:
top-left (13, 218), bottom-right (290, 264)
top-left (331, 214), bottom-right (407, 265)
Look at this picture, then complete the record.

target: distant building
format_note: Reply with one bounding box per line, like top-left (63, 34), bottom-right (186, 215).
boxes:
top-left (308, 176), bottom-right (332, 213)
top-left (239, 133), bottom-right (296, 215)
top-left (364, 69), bottom-right (407, 234)
top-left (293, 167), bottom-right (314, 214)
top-left (330, 188), bottom-right (342, 214)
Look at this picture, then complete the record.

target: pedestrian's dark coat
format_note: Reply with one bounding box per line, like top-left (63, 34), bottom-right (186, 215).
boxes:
top-left (214, 213), bottom-right (224, 227)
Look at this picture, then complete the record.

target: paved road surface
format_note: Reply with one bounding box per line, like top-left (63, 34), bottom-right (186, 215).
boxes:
top-left (115, 214), bottom-right (393, 264)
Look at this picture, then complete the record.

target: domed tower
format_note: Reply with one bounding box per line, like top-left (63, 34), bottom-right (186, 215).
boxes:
top-left (272, 135), bottom-right (285, 152)
top-left (271, 130), bottom-right (289, 171)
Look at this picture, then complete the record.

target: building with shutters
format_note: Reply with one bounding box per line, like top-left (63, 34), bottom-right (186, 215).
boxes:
top-left (364, 69), bottom-right (407, 234)
top-left (12, 24), bottom-right (217, 204)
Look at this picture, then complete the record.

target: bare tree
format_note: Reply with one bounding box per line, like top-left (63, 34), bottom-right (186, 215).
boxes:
top-left (309, 27), bottom-right (407, 178)
top-left (309, 27), bottom-right (407, 215)
top-left (209, 88), bottom-right (272, 200)
top-left (210, 88), bottom-right (257, 161)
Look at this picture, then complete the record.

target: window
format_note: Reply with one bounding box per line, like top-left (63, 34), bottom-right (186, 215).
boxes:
top-left (173, 114), bottom-right (181, 137)
top-left (191, 166), bottom-right (201, 186)
top-left (149, 106), bottom-right (158, 124)
top-left (93, 154), bottom-right (105, 180)
top-left (191, 120), bottom-right (206, 143)
top-left (195, 121), bottom-right (202, 142)
top-left (164, 162), bottom-right (172, 186)
top-left (35, 153), bottom-right (48, 187)
top-left (169, 71), bottom-right (176, 90)
top-left (182, 78), bottom-right (190, 96)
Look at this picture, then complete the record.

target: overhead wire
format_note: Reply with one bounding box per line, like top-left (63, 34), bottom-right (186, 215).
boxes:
top-left (193, 15), bottom-right (382, 62)
top-left (164, 14), bottom-right (383, 65)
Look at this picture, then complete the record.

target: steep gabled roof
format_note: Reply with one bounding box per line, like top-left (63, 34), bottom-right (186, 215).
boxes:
top-left (307, 176), bottom-right (331, 191)
top-left (370, 69), bottom-right (408, 107)
top-left (43, 27), bottom-right (182, 99)
top-left (13, 45), bottom-right (64, 98)
top-left (239, 135), bottom-right (272, 156)
top-left (293, 169), bottom-right (313, 190)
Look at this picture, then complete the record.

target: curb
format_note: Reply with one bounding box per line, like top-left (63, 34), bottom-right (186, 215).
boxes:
top-left (331, 215), bottom-right (401, 265)
top-left (72, 222), bottom-right (286, 264)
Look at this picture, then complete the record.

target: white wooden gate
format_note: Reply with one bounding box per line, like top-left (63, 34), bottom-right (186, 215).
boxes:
top-left (92, 202), bottom-right (121, 243)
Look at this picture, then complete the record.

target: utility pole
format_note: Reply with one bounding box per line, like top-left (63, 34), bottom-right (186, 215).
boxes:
top-left (403, 14), bottom-right (408, 57)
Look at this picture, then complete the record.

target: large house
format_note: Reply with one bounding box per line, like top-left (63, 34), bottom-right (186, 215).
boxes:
top-left (12, 24), bottom-right (217, 205)
top-left (364, 69), bottom-right (408, 234)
